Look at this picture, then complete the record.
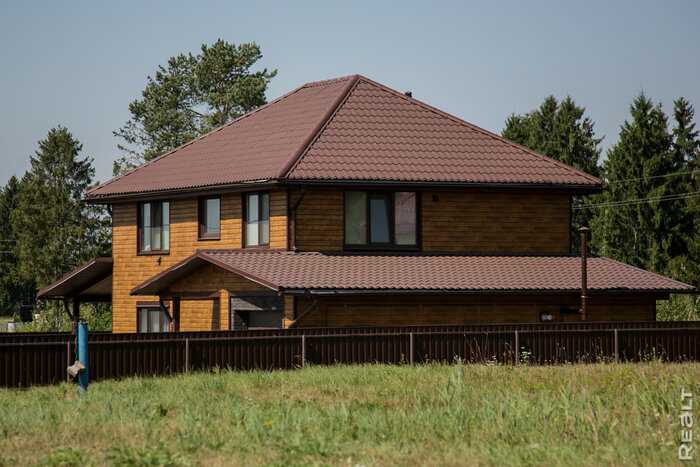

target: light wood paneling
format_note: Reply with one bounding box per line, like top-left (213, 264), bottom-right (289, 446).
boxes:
top-left (112, 190), bottom-right (286, 333)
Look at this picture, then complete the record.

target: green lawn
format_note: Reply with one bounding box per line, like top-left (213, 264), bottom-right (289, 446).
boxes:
top-left (0, 362), bottom-right (697, 466)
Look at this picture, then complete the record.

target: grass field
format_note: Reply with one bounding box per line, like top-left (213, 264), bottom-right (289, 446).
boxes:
top-left (0, 362), bottom-right (698, 466)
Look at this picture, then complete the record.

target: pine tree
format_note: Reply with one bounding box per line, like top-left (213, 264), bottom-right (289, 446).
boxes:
top-left (113, 40), bottom-right (276, 174)
top-left (502, 95), bottom-right (602, 249)
top-left (10, 127), bottom-right (110, 292)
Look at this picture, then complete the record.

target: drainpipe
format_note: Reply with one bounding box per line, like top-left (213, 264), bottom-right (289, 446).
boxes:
top-left (287, 294), bottom-right (318, 328)
top-left (290, 186), bottom-right (307, 252)
top-left (578, 226), bottom-right (590, 321)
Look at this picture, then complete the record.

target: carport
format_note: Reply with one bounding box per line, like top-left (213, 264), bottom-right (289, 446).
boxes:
top-left (37, 257), bottom-right (112, 333)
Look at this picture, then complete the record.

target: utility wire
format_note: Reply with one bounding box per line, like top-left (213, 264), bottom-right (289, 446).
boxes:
top-left (605, 169), bottom-right (698, 184)
top-left (574, 191), bottom-right (700, 210)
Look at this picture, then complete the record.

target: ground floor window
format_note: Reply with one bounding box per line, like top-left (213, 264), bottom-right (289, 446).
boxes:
top-left (230, 296), bottom-right (283, 330)
top-left (138, 307), bottom-right (171, 333)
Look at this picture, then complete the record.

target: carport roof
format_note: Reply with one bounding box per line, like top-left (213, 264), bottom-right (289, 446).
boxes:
top-left (37, 257), bottom-right (113, 301)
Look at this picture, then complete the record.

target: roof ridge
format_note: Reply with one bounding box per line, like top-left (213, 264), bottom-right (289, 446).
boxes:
top-left (276, 75), bottom-right (361, 179)
top-left (301, 75), bottom-right (603, 186)
top-left (87, 80), bottom-right (323, 197)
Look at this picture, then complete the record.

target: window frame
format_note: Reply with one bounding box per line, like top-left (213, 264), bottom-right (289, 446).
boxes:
top-left (137, 200), bottom-right (170, 255)
top-left (343, 190), bottom-right (421, 251)
top-left (137, 306), bottom-right (172, 333)
top-left (242, 191), bottom-right (270, 248)
top-left (198, 196), bottom-right (221, 241)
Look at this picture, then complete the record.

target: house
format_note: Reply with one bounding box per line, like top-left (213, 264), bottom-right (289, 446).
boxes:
top-left (38, 75), bottom-right (695, 332)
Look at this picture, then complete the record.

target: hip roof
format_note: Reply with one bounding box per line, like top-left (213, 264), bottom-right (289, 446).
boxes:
top-left (87, 75), bottom-right (603, 201)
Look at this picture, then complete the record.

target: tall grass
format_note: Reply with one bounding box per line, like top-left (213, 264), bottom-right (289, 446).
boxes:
top-left (0, 362), bottom-right (697, 466)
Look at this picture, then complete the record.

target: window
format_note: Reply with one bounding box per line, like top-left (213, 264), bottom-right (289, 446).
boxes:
top-left (244, 192), bottom-right (269, 247)
top-left (198, 196), bottom-right (220, 239)
top-left (139, 201), bottom-right (169, 253)
top-left (344, 191), bottom-right (418, 247)
top-left (137, 307), bottom-right (171, 333)
top-left (230, 296), bottom-right (283, 330)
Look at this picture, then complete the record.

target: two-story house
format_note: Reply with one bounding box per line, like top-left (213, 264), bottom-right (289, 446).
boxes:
top-left (38, 75), bottom-right (694, 332)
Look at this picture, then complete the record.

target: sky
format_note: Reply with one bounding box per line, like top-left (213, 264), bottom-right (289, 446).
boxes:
top-left (1, 0), bottom-right (699, 188)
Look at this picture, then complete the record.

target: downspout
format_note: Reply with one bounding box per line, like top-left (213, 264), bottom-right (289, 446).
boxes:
top-left (578, 226), bottom-right (589, 321)
top-left (290, 186), bottom-right (307, 252)
top-left (287, 293), bottom-right (318, 328)
top-left (159, 297), bottom-right (174, 328)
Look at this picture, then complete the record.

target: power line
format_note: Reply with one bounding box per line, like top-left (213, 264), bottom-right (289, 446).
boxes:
top-left (574, 191), bottom-right (700, 210)
top-left (605, 169), bottom-right (698, 184)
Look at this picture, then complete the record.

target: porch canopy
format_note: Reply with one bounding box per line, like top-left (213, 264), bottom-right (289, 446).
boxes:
top-left (131, 250), bottom-right (695, 297)
top-left (37, 257), bottom-right (113, 302)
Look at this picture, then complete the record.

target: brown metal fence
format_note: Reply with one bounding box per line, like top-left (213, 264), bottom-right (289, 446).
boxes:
top-left (1, 321), bottom-right (699, 388)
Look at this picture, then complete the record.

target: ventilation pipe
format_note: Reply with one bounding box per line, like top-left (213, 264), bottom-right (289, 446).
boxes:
top-left (578, 227), bottom-right (590, 321)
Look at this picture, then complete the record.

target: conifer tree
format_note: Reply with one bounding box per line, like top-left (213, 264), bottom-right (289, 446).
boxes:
top-left (669, 98), bottom-right (700, 286)
top-left (114, 40), bottom-right (276, 174)
top-left (0, 176), bottom-right (33, 314)
top-left (10, 127), bottom-right (110, 292)
top-left (591, 93), bottom-right (675, 270)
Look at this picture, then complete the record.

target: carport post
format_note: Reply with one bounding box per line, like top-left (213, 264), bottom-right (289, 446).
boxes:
top-left (72, 299), bottom-right (80, 335)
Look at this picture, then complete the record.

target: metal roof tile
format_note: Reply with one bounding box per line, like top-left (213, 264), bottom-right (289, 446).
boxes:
top-left (87, 75), bottom-right (603, 200)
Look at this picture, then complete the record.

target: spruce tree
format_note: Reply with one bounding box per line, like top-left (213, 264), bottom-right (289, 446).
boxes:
top-left (10, 127), bottom-right (110, 293)
top-left (591, 93), bottom-right (675, 271)
top-left (0, 176), bottom-right (34, 314)
top-left (669, 98), bottom-right (700, 286)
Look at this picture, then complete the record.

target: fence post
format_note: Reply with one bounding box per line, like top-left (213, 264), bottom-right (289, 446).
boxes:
top-left (185, 338), bottom-right (190, 372)
top-left (614, 329), bottom-right (619, 363)
top-left (409, 332), bottom-right (414, 365)
top-left (514, 330), bottom-right (519, 365)
top-left (301, 335), bottom-right (306, 368)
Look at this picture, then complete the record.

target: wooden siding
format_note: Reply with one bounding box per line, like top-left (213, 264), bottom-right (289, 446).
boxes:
top-left (294, 188), bottom-right (344, 251)
top-left (112, 190), bottom-right (287, 333)
top-left (421, 189), bottom-right (570, 254)
top-left (168, 264), bottom-right (271, 331)
top-left (293, 188), bottom-right (570, 253)
top-left (293, 295), bottom-right (656, 328)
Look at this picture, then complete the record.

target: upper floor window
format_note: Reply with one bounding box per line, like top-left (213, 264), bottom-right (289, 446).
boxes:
top-left (344, 191), bottom-right (418, 248)
top-left (139, 201), bottom-right (169, 253)
top-left (245, 192), bottom-right (269, 247)
top-left (198, 196), bottom-right (220, 240)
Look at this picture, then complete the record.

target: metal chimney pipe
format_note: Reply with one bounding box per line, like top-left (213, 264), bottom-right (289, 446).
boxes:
top-left (578, 227), bottom-right (590, 321)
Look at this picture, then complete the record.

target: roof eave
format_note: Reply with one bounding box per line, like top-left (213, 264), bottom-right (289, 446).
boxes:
top-left (279, 178), bottom-right (604, 194)
top-left (280, 288), bottom-right (695, 295)
top-left (83, 179), bottom-right (280, 204)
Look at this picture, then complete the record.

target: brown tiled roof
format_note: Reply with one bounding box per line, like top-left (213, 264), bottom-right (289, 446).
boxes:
top-left (87, 75), bottom-right (602, 200)
top-left (131, 250), bottom-right (694, 295)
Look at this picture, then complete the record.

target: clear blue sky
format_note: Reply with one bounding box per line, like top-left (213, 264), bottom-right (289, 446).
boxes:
top-left (1, 0), bottom-right (698, 187)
